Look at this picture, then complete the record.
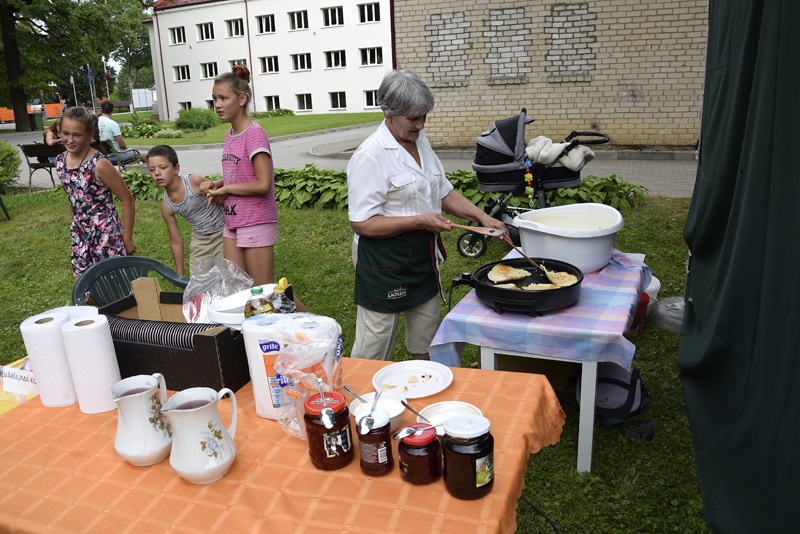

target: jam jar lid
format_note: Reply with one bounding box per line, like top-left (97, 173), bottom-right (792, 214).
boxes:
top-left (355, 408), bottom-right (390, 430)
top-left (443, 415), bottom-right (491, 439)
top-left (304, 391), bottom-right (347, 416)
top-left (401, 423), bottom-right (437, 445)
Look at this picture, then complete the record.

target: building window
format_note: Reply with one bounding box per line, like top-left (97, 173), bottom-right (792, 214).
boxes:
top-left (174, 65), bottom-right (190, 81)
top-left (325, 50), bottom-right (346, 69)
top-left (226, 19), bottom-right (245, 38)
top-left (365, 90), bottom-right (378, 107)
top-left (257, 14), bottom-right (275, 34)
top-left (207, 100), bottom-right (214, 109)
top-left (201, 62), bottom-right (218, 79)
top-left (230, 59), bottom-right (247, 69)
top-left (360, 47), bottom-right (383, 66)
top-left (296, 93), bottom-right (312, 111)
top-left (265, 95), bottom-right (280, 111)
top-left (358, 3), bottom-right (380, 23)
top-left (260, 56), bottom-right (279, 73)
top-left (329, 92), bottom-right (346, 109)
top-left (289, 11), bottom-right (308, 30)
top-left (197, 23), bottom-right (214, 41)
top-left (291, 53), bottom-right (312, 71)
top-left (179, 102), bottom-right (192, 110)
top-left (322, 6), bottom-right (344, 27)
top-left (169, 27), bottom-right (185, 45)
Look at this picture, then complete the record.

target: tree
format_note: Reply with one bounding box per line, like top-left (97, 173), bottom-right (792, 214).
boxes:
top-left (109, 0), bottom-right (151, 104)
top-left (0, 0), bottom-right (141, 131)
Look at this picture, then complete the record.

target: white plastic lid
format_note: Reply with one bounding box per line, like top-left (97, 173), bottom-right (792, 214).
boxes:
top-left (355, 408), bottom-right (390, 430)
top-left (443, 414), bottom-right (491, 439)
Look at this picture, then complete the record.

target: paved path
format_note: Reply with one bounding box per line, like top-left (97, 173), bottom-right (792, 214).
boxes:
top-left (5, 123), bottom-right (696, 197)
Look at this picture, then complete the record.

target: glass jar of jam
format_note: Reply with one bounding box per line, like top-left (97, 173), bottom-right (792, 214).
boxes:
top-left (303, 391), bottom-right (354, 471)
top-left (355, 408), bottom-right (393, 477)
top-left (442, 415), bottom-right (494, 500)
top-left (398, 423), bottom-right (441, 485)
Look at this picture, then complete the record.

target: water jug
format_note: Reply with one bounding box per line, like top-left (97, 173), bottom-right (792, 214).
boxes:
top-left (111, 373), bottom-right (173, 466)
top-left (161, 387), bottom-right (238, 484)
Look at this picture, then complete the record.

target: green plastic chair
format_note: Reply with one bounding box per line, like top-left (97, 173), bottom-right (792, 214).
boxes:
top-left (72, 256), bottom-right (189, 306)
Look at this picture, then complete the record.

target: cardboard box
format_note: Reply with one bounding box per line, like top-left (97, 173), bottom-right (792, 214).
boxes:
top-left (99, 278), bottom-right (250, 392)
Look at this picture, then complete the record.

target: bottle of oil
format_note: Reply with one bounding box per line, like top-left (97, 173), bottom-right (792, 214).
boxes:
top-left (244, 286), bottom-right (274, 318)
top-left (270, 277), bottom-right (296, 314)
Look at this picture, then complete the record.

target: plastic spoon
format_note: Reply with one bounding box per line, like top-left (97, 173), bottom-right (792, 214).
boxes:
top-left (316, 378), bottom-right (335, 429)
top-left (400, 400), bottom-right (432, 424)
top-left (359, 389), bottom-right (382, 435)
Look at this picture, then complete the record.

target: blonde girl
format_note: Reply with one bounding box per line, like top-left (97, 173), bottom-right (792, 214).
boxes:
top-left (200, 65), bottom-right (277, 285)
top-left (56, 107), bottom-right (136, 279)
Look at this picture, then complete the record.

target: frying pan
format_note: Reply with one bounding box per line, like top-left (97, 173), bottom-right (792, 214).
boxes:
top-left (459, 257), bottom-right (583, 316)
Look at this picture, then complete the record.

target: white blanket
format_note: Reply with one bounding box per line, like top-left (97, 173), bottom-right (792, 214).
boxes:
top-left (525, 136), bottom-right (595, 171)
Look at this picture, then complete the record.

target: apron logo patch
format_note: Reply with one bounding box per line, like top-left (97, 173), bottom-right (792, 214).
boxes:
top-left (387, 285), bottom-right (407, 300)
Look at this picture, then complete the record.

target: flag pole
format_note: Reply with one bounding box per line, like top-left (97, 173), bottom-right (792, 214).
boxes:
top-left (103, 60), bottom-right (110, 101)
top-left (70, 75), bottom-right (78, 109)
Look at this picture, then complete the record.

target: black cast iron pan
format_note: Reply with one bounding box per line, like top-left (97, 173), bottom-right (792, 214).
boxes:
top-left (457, 257), bottom-right (583, 316)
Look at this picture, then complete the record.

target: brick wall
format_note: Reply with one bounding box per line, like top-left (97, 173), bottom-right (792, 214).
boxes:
top-left (394, 0), bottom-right (708, 148)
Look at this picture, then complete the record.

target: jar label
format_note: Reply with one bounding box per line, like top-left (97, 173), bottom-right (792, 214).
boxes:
top-left (323, 425), bottom-right (352, 458)
top-left (359, 440), bottom-right (389, 465)
top-left (476, 453), bottom-right (494, 487)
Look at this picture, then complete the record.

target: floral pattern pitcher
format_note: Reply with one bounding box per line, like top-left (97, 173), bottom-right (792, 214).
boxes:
top-left (161, 387), bottom-right (238, 484)
top-left (111, 373), bottom-right (173, 466)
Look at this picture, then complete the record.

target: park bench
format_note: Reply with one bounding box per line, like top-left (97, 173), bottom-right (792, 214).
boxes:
top-left (18, 143), bottom-right (66, 190)
top-left (111, 101), bottom-right (132, 113)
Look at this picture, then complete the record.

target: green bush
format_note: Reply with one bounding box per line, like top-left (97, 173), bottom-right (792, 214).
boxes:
top-left (254, 108), bottom-right (295, 119)
top-left (274, 165), bottom-right (348, 210)
top-left (0, 140), bottom-right (21, 195)
top-left (153, 128), bottom-right (183, 138)
top-left (121, 169), bottom-right (161, 201)
top-left (120, 118), bottom-right (162, 139)
top-left (174, 108), bottom-right (221, 131)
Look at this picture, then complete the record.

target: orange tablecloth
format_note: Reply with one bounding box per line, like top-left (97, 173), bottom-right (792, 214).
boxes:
top-left (0, 358), bottom-right (564, 533)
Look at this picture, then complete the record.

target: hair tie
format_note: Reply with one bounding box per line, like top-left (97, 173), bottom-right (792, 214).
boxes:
top-left (232, 64), bottom-right (251, 83)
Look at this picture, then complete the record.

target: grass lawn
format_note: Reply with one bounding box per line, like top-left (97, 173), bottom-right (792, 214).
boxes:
top-left (0, 190), bottom-right (706, 532)
top-left (126, 112), bottom-right (384, 146)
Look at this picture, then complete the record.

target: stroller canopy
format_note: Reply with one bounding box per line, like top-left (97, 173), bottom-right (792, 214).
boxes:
top-left (473, 108), bottom-right (534, 171)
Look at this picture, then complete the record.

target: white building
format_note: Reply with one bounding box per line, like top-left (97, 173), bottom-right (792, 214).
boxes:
top-left (145, 0), bottom-right (393, 121)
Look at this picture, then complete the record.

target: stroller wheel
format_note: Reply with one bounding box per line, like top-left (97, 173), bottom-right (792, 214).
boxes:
top-left (457, 231), bottom-right (487, 258)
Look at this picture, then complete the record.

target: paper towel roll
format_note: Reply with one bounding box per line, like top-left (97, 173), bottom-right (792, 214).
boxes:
top-left (61, 314), bottom-right (121, 414)
top-left (20, 312), bottom-right (79, 407)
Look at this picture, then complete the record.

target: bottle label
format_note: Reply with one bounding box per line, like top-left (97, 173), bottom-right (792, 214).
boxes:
top-left (359, 440), bottom-right (389, 465)
top-left (323, 425), bottom-right (352, 458)
top-left (476, 453), bottom-right (494, 487)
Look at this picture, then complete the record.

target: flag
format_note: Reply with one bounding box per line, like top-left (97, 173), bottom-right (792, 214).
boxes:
top-left (103, 63), bottom-right (108, 82)
top-left (70, 75), bottom-right (74, 85)
top-left (87, 63), bottom-right (93, 86)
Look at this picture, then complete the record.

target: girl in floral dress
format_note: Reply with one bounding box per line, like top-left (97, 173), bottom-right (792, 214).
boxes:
top-left (56, 107), bottom-right (136, 279)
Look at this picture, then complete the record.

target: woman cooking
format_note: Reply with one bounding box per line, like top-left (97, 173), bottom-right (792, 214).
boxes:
top-left (347, 69), bottom-right (507, 361)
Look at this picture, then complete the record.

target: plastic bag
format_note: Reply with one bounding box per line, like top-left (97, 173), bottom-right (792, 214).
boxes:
top-left (257, 314), bottom-right (343, 440)
top-left (182, 256), bottom-right (254, 323)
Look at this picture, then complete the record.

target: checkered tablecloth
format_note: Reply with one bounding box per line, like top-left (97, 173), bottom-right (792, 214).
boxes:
top-left (0, 358), bottom-right (564, 533)
top-left (430, 251), bottom-right (652, 369)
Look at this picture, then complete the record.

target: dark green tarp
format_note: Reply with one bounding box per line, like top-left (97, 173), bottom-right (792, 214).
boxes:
top-left (680, 1), bottom-right (800, 532)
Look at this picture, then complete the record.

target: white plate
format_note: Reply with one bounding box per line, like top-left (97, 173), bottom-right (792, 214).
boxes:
top-left (371, 360), bottom-right (453, 399)
top-left (416, 401), bottom-right (483, 436)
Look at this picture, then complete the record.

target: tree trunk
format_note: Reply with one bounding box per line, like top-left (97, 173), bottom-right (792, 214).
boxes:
top-left (0, 0), bottom-right (31, 132)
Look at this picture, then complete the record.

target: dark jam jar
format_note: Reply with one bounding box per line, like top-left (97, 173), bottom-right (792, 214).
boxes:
top-left (356, 408), bottom-right (393, 477)
top-left (398, 423), bottom-right (441, 485)
top-left (303, 392), bottom-right (354, 471)
top-left (442, 415), bottom-right (494, 500)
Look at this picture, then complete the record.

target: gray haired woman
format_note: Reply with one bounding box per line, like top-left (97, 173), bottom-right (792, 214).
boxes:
top-left (346, 69), bottom-right (506, 362)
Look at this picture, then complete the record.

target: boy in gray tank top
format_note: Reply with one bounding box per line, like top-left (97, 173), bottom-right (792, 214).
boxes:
top-left (147, 145), bottom-right (224, 276)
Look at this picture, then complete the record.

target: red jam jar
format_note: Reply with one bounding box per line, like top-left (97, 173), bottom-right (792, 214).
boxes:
top-left (303, 392), bottom-right (354, 471)
top-left (398, 423), bottom-right (441, 485)
top-left (356, 408), bottom-right (394, 477)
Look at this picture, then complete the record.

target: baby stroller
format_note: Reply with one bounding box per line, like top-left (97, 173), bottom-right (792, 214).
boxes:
top-left (457, 108), bottom-right (609, 258)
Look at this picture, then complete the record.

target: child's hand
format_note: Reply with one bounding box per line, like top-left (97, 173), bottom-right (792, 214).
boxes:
top-left (199, 179), bottom-right (221, 195)
top-left (124, 238), bottom-right (136, 255)
top-left (206, 186), bottom-right (228, 208)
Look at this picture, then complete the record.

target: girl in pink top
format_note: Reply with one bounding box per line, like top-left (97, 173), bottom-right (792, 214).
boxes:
top-left (201, 66), bottom-right (278, 285)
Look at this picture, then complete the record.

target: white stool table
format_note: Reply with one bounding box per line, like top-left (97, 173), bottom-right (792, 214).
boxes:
top-left (430, 250), bottom-right (651, 473)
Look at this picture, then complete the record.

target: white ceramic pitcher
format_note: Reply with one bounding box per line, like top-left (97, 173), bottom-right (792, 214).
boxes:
top-left (161, 387), bottom-right (238, 484)
top-left (111, 373), bottom-right (173, 466)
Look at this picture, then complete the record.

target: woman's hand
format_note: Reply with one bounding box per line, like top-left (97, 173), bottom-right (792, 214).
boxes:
top-left (416, 212), bottom-right (453, 233)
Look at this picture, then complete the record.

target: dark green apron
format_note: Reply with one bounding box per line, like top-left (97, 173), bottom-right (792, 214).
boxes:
top-left (354, 231), bottom-right (442, 313)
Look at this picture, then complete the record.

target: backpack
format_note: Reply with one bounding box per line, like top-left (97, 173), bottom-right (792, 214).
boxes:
top-left (560, 363), bottom-right (655, 442)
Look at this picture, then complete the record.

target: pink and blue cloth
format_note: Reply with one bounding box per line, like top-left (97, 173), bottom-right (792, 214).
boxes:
top-left (429, 250), bottom-right (652, 369)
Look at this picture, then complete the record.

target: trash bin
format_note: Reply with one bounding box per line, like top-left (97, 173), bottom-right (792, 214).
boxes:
top-left (28, 112), bottom-right (43, 131)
